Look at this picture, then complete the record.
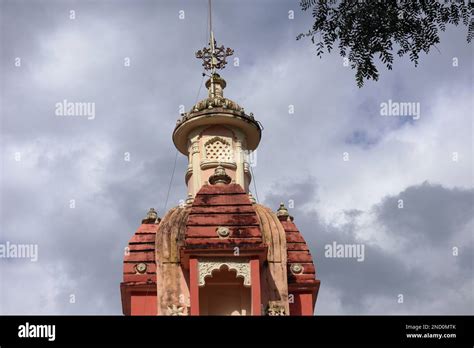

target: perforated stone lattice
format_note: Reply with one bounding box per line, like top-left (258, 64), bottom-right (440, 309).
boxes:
top-left (205, 139), bottom-right (232, 161)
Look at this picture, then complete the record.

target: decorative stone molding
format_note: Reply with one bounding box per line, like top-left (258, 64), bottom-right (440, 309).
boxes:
top-left (266, 301), bottom-right (286, 316)
top-left (135, 263), bottom-right (147, 274)
top-left (209, 165), bottom-right (232, 185)
top-left (204, 136), bottom-right (229, 146)
top-left (189, 75), bottom-right (244, 114)
top-left (290, 263), bottom-right (304, 275)
top-left (190, 97), bottom-right (244, 114)
top-left (216, 226), bottom-right (230, 238)
top-left (200, 160), bottom-right (236, 170)
top-left (166, 304), bottom-right (188, 316)
top-left (191, 142), bottom-right (200, 155)
top-left (198, 258), bottom-right (251, 287)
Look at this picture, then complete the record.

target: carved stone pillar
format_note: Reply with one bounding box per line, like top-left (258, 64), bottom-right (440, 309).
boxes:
top-left (189, 136), bottom-right (200, 197)
top-left (235, 138), bottom-right (245, 188)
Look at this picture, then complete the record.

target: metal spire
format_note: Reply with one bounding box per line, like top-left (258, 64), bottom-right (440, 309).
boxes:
top-left (195, 0), bottom-right (234, 75)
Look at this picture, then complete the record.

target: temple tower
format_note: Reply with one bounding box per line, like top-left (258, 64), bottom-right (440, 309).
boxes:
top-left (173, 35), bottom-right (261, 200)
top-left (120, 4), bottom-right (320, 316)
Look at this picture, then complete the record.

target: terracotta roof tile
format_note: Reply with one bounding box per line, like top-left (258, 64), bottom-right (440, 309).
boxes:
top-left (122, 222), bottom-right (159, 284)
top-left (282, 219), bottom-right (319, 286)
top-left (183, 183), bottom-right (264, 251)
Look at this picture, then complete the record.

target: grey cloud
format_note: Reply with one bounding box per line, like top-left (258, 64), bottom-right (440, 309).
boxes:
top-left (263, 179), bottom-right (473, 314)
top-left (0, 0), bottom-right (472, 315)
top-left (375, 181), bottom-right (474, 246)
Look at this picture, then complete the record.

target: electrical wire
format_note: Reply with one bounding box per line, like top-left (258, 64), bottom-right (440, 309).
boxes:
top-left (250, 164), bottom-right (259, 203)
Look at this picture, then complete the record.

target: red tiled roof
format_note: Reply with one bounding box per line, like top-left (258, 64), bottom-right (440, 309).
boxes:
top-left (280, 218), bottom-right (319, 287)
top-left (122, 222), bottom-right (158, 284)
top-left (183, 183), bottom-right (265, 252)
top-left (122, 183), bottom-right (319, 294)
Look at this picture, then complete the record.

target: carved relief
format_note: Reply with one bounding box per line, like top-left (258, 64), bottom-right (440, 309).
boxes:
top-left (191, 141), bottom-right (199, 154)
top-left (166, 304), bottom-right (188, 316)
top-left (266, 301), bottom-right (286, 316)
top-left (198, 259), bottom-right (251, 287)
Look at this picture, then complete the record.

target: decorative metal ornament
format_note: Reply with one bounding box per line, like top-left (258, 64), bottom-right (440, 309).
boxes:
top-left (196, 43), bottom-right (234, 71)
top-left (290, 263), bottom-right (304, 275)
top-left (135, 263), bottom-right (147, 274)
top-left (216, 226), bottom-right (230, 238)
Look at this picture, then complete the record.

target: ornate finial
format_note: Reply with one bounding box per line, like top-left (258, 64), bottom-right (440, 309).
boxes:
top-left (195, 1), bottom-right (233, 73)
top-left (196, 43), bottom-right (234, 73)
top-left (142, 208), bottom-right (160, 224)
top-left (209, 165), bottom-right (231, 185)
top-left (196, 40), bottom-right (233, 99)
top-left (276, 203), bottom-right (289, 218)
top-left (195, 1), bottom-right (234, 99)
top-left (204, 73), bottom-right (226, 98)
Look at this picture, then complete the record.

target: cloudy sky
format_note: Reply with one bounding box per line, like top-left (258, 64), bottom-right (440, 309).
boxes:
top-left (0, 0), bottom-right (472, 315)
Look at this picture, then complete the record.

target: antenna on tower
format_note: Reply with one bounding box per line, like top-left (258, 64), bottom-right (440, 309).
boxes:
top-left (208, 0), bottom-right (213, 46)
top-left (208, 0), bottom-right (216, 75)
top-left (196, 0), bottom-right (234, 97)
